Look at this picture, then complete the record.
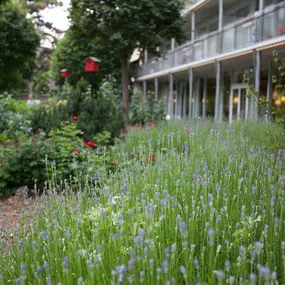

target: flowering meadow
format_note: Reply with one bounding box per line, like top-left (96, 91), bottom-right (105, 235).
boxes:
top-left (0, 121), bottom-right (285, 285)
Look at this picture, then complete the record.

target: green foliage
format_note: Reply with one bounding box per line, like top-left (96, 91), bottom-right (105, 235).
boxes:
top-left (50, 30), bottom-right (121, 87)
top-left (0, 2), bottom-right (40, 91)
top-left (70, 0), bottom-right (184, 61)
top-left (70, 0), bottom-right (184, 121)
top-left (129, 88), bottom-right (165, 125)
top-left (32, 70), bottom-right (51, 95)
top-left (1, 122), bottom-right (285, 283)
top-left (65, 77), bottom-right (124, 141)
top-left (244, 51), bottom-right (285, 127)
top-left (46, 122), bottom-right (84, 180)
top-left (0, 93), bottom-right (32, 140)
top-left (29, 102), bottom-right (69, 135)
top-left (0, 135), bottom-right (53, 195)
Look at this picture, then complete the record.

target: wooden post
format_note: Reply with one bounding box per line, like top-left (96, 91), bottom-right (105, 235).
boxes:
top-left (188, 68), bottom-right (194, 118)
top-left (215, 61), bottom-right (221, 121)
top-left (168, 73), bottom-right (174, 118)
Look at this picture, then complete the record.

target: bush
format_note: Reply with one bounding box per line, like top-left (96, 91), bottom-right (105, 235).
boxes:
top-left (29, 101), bottom-right (69, 135)
top-left (29, 77), bottom-right (124, 142)
top-left (0, 134), bottom-right (53, 195)
top-left (129, 88), bottom-right (165, 126)
top-left (0, 93), bottom-right (32, 140)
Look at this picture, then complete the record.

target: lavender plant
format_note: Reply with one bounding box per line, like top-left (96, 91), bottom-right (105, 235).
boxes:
top-left (0, 121), bottom-right (284, 284)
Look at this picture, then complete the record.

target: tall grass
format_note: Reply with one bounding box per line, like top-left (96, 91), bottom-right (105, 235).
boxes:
top-left (0, 121), bottom-right (284, 284)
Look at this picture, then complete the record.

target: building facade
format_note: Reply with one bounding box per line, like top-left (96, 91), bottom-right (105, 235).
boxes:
top-left (136, 0), bottom-right (285, 122)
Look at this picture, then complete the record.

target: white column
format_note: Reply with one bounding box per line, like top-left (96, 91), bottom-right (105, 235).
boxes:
top-left (168, 73), bottom-right (174, 118)
top-left (143, 80), bottom-right (147, 99)
top-left (188, 68), bottom-right (194, 118)
top-left (171, 38), bottom-right (175, 51)
top-left (218, 0), bottom-right (223, 32)
top-left (178, 82), bottom-right (183, 119)
top-left (203, 76), bottom-right (207, 119)
top-left (191, 12), bottom-right (195, 43)
top-left (183, 82), bottom-right (187, 118)
top-left (195, 78), bottom-right (201, 118)
top-left (144, 50), bottom-right (148, 64)
top-left (219, 73), bottom-right (224, 121)
top-left (154, 78), bottom-right (158, 102)
top-left (229, 71), bottom-right (234, 124)
top-left (215, 61), bottom-right (221, 121)
top-left (266, 60), bottom-right (272, 121)
top-left (259, 0), bottom-right (264, 11)
top-left (253, 51), bottom-right (261, 120)
top-left (237, 88), bottom-right (241, 121)
top-left (229, 87), bottom-right (233, 124)
top-left (175, 81), bottom-right (178, 119)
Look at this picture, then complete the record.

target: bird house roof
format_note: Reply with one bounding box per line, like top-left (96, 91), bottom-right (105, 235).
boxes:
top-left (85, 57), bottom-right (101, 63)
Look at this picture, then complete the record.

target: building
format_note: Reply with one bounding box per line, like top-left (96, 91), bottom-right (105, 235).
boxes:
top-left (136, 0), bottom-right (285, 122)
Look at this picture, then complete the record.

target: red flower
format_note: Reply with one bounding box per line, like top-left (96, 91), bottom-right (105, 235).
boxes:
top-left (122, 128), bottom-right (127, 134)
top-left (278, 25), bottom-right (285, 33)
top-left (130, 154), bottom-right (135, 159)
top-left (114, 162), bottom-right (118, 167)
top-left (35, 129), bottom-right (41, 134)
top-left (85, 141), bottom-right (96, 148)
top-left (147, 122), bottom-right (154, 127)
top-left (74, 149), bottom-right (81, 155)
top-left (146, 155), bottom-right (155, 163)
top-left (135, 123), bottom-right (141, 127)
top-left (72, 116), bottom-right (78, 121)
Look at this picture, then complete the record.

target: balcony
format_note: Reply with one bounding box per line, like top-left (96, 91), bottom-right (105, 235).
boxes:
top-left (137, 3), bottom-right (285, 79)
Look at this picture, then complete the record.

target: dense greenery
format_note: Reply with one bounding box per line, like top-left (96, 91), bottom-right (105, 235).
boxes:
top-left (0, 121), bottom-right (284, 284)
top-left (0, 77), bottom-right (125, 195)
top-left (50, 30), bottom-right (121, 87)
top-left (129, 89), bottom-right (165, 126)
top-left (0, 2), bottom-right (40, 91)
top-left (70, 0), bottom-right (185, 123)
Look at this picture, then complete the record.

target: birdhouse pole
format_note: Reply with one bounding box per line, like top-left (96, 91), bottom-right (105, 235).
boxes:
top-left (84, 57), bottom-right (101, 96)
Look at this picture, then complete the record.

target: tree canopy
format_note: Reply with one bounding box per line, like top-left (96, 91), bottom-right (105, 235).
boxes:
top-left (50, 29), bottom-right (121, 86)
top-left (70, 0), bottom-right (184, 123)
top-left (0, 2), bottom-right (40, 91)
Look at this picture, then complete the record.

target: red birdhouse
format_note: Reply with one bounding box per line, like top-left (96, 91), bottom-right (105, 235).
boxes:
top-left (61, 69), bottom-right (70, 77)
top-left (85, 57), bottom-right (101, 72)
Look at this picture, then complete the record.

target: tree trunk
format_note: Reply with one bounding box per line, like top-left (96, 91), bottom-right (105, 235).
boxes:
top-left (28, 81), bottom-right (33, 100)
top-left (121, 58), bottom-right (129, 125)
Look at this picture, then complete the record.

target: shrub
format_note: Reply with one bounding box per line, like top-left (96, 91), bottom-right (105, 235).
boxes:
top-left (0, 134), bottom-right (53, 196)
top-left (0, 93), bottom-right (32, 140)
top-left (129, 88), bottom-right (165, 125)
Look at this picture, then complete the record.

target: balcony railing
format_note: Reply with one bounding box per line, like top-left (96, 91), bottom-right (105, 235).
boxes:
top-left (138, 3), bottom-right (285, 78)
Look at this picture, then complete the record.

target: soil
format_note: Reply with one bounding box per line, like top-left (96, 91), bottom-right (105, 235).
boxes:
top-left (0, 195), bottom-right (36, 246)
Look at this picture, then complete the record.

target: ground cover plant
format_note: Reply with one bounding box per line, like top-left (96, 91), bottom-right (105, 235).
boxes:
top-left (0, 121), bottom-right (285, 284)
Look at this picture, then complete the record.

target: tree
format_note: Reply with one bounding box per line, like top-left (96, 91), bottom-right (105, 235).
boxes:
top-left (19, 0), bottom-right (63, 48)
top-left (0, 2), bottom-right (40, 91)
top-left (50, 29), bottom-right (121, 86)
top-left (70, 0), bottom-right (184, 124)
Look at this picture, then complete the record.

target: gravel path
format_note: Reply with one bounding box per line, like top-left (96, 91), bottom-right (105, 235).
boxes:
top-left (0, 195), bottom-right (36, 247)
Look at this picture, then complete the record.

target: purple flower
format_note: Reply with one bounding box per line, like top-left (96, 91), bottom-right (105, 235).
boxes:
top-left (162, 260), bottom-right (169, 274)
top-left (63, 256), bottom-right (69, 267)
